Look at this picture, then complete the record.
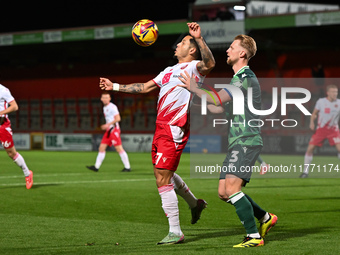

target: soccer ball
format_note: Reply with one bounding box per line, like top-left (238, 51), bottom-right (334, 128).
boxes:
top-left (132, 19), bottom-right (158, 47)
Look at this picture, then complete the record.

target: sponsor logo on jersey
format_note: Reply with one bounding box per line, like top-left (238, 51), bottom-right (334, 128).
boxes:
top-left (233, 80), bottom-right (243, 88)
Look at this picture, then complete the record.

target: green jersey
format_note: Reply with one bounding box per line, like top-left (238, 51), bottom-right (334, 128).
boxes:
top-left (224, 66), bottom-right (263, 149)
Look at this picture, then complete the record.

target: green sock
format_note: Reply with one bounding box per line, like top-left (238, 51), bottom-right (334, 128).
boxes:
top-left (257, 155), bottom-right (263, 164)
top-left (244, 194), bottom-right (266, 220)
top-left (230, 192), bottom-right (258, 235)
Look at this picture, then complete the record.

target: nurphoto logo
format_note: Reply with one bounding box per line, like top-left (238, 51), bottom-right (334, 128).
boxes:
top-left (200, 84), bottom-right (312, 128)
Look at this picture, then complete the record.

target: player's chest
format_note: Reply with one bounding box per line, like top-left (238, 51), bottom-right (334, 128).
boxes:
top-left (322, 102), bottom-right (340, 114)
top-left (161, 65), bottom-right (190, 85)
top-left (103, 107), bottom-right (113, 116)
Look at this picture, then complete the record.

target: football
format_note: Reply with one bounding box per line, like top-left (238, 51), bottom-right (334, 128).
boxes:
top-left (132, 19), bottom-right (158, 47)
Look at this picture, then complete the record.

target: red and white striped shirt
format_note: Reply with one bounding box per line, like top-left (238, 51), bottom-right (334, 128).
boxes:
top-left (152, 60), bottom-right (204, 127)
top-left (315, 97), bottom-right (340, 130)
top-left (103, 102), bottom-right (120, 130)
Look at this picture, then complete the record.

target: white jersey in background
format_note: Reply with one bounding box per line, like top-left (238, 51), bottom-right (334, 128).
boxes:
top-left (315, 97), bottom-right (340, 129)
top-left (152, 60), bottom-right (205, 127)
top-left (0, 84), bottom-right (15, 120)
top-left (103, 102), bottom-right (120, 130)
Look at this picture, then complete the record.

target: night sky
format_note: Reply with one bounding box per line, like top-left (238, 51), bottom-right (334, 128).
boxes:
top-left (1, 0), bottom-right (339, 34)
top-left (0, 0), bottom-right (195, 33)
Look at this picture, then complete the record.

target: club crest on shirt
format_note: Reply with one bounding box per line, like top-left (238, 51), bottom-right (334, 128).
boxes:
top-left (162, 72), bottom-right (172, 85)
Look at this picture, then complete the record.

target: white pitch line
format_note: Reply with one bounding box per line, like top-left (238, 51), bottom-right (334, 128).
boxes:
top-left (0, 178), bottom-right (155, 187)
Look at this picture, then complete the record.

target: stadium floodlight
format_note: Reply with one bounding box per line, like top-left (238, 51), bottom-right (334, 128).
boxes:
top-left (234, 5), bottom-right (246, 11)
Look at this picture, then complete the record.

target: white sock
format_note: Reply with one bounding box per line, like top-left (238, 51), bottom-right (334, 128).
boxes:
top-left (119, 150), bottom-right (130, 169)
top-left (247, 233), bottom-right (261, 239)
top-left (171, 173), bottom-right (197, 208)
top-left (158, 184), bottom-right (182, 236)
top-left (95, 151), bottom-right (106, 169)
top-left (259, 212), bottom-right (270, 223)
top-left (13, 153), bottom-right (30, 177)
top-left (304, 153), bottom-right (313, 174)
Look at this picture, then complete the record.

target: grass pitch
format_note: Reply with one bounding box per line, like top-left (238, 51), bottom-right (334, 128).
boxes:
top-left (1, 151), bottom-right (340, 254)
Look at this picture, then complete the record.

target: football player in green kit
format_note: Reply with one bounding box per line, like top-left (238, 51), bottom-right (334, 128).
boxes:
top-left (178, 34), bottom-right (277, 248)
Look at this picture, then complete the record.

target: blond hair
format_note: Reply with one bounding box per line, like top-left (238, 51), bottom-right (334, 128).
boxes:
top-left (234, 34), bottom-right (257, 60)
top-left (326, 84), bottom-right (338, 91)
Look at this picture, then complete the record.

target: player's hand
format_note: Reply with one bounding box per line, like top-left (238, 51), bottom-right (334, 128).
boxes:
top-left (309, 122), bottom-right (315, 131)
top-left (99, 77), bottom-right (113, 90)
top-left (207, 104), bottom-right (225, 114)
top-left (101, 123), bottom-right (109, 130)
top-left (187, 22), bottom-right (201, 39)
top-left (178, 70), bottom-right (198, 92)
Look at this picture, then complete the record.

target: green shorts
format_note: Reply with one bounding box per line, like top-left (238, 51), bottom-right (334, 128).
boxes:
top-left (219, 144), bottom-right (262, 184)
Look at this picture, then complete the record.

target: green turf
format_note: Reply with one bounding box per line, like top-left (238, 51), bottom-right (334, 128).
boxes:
top-left (1, 151), bottom-right (340, 254)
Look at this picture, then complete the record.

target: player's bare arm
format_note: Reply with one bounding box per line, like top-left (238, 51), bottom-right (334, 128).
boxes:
top-left (99, 78), bottom-right (158, 94)
top-left (178, 70), bottom-right (231, 105)
top-left (0, 100), bottom-right (18, 116)
top-left (187, 22), bottom-right (215, 76)
top-left (309, 108), bottom-right (319, 131)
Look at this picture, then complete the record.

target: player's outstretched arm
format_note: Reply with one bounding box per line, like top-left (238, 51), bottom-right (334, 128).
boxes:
top-left (187, 22), bottom-right (215, 76)
top-left (99, 78), bottom-right (158, 94)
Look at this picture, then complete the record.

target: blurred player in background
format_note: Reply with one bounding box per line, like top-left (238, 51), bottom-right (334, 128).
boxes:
top-left (178, 34), bottom-right (277, 248)
top-left (87, 92), bottom-right (131, 172)
top-left (99, 22), bottom-right (215, 244)
top-left (301, 84), bottom-right (340, 178)
top-left (0, 84), bottom-right (33, 189)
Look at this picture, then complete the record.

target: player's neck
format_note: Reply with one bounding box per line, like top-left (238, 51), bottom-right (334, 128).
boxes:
top-left (232, 61), bottom-right (249, 75)
top-left (177, 55), bottom-right (195, 64)
top-left (327, 97), bottom-right (336, 102)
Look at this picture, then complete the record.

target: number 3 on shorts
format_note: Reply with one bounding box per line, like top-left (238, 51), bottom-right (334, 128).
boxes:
top-left (156, 152), bottom-right (163, 165)
top-left (230, 150), bottom-right (239, 163)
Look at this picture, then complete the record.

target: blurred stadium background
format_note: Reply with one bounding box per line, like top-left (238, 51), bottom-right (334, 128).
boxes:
top-left (1, 0), bottom-right (340, 155)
